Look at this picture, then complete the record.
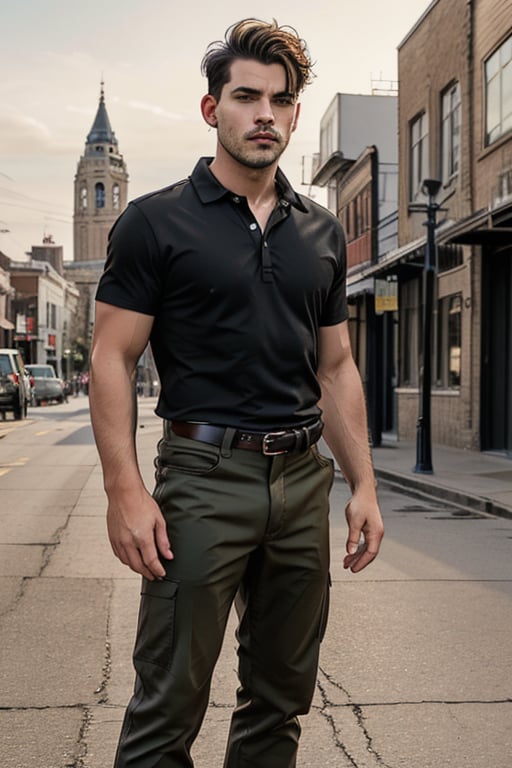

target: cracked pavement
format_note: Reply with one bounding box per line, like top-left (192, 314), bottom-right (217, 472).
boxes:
top-left (0, 398), bottom-right (511, 767)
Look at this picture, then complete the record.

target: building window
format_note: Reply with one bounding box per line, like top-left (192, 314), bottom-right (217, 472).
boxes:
top-left (399, 278), bottom-right (421, 386)
top-left (80, 185), bottom-right (88, 209)
top-left (410, 112), bottom-right (429, 201)
top-left (485, 34), bottom-right (512, 145)
top-left (437, 244), bottom-right (464, 273)
top-left (435, 294), bottom-right (462, 388)
top-left (113, 184), bottom-right (120, 210)
top-left (441, 82), bottom-right (461, 183)
top-left (95, 182), bottom-right (105, 209)
top-left (46, 302), bottom-right (57, 330)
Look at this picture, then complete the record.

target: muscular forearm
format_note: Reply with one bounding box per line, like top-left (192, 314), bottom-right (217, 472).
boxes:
top-left (89, 350), bottom-right (142, 495)
top-left (89, 304), bottom-right (171, 580)
top-left (318, 349), bottom-right (383, 572)
top-left (319, 357), bottom-right (377, 499)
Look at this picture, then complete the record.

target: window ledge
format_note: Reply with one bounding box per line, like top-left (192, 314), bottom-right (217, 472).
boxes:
top-left (396, 387), bottom-right (460, 396)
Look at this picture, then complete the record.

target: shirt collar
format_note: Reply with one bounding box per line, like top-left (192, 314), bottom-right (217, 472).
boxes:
top-left (190, 157), bottom-right (309, 213)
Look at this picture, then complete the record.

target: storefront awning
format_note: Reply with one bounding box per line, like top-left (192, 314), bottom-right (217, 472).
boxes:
top-left (346, 235), bottom-right (426, 294)
top-left (448, 227), bottom-right (512, 247)
top-left (311, 151), bottom-right (355, 187)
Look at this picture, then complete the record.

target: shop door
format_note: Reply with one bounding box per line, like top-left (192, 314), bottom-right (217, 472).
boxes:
top-left (481, 249), bottom-right (512, 456)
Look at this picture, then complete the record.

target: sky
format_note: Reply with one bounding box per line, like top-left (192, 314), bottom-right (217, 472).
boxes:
top-left (0, 0), bottom-right (433, 262)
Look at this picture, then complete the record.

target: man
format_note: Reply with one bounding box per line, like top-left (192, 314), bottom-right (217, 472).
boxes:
top-left (90, 18), bottom-right (384, 768)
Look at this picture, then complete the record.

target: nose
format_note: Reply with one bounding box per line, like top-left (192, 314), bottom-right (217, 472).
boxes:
top-left (255, 98), bottom-right (275, 125)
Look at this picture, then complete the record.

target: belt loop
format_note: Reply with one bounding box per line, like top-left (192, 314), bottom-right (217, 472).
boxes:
top-left (221, 427), bottom-right (237, 458)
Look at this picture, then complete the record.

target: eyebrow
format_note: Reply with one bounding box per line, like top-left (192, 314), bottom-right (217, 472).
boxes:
top-left (230, 86), bottom-right (295, 100)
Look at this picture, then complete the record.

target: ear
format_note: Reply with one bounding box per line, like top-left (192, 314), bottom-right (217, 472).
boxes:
top-left (291, 102), bottom-right (301, 133)
top-left (201, 94), bottom-right (218, 128)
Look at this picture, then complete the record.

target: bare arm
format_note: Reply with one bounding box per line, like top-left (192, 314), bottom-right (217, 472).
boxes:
top-left (317, 321), bottom-right (384, 572)
top-left (89, 301), bottom-right (172, 580)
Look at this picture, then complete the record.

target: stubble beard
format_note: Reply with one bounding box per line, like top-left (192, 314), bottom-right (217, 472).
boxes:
top-left (217, 129), bottom-right (288, 170)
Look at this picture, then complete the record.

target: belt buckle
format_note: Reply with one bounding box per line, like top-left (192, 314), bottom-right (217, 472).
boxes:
top-left (262, 430), bottom-right (289, 456)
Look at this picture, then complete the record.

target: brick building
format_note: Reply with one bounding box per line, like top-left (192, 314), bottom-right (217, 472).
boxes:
top-left (308, 0), bottom-right (512, 457)
top-left (372, 0), bottom-right (511, 456)
top-left (394, 0), bottom-right (473, 450)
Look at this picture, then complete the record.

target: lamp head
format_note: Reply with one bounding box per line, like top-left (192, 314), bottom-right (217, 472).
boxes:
top-left (421, 178), bottom-right (442, 198)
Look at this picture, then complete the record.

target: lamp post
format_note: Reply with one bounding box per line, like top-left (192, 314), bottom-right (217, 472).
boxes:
top-left (409, 179), bottom-right (443, 474)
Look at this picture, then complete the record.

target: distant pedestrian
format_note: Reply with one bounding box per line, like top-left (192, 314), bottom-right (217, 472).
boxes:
top-left (90, 18), bottom-right (383, 768)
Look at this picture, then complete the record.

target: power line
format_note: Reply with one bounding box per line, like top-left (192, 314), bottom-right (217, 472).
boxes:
top-left (0, 200), bottom-right (72, 220)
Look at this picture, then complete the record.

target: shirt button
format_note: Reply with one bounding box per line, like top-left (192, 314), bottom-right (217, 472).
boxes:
top-left (249, 223), bottom-right (257, 231)
top-left (232, 196), bottom-right (240, 203)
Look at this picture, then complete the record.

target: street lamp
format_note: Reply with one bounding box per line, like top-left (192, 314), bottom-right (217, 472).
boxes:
top-left (409, 178), bottom-right (443, 474)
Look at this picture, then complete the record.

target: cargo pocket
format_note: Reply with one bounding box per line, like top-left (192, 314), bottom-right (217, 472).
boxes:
top-left (133, 578), bottom-right (179, 671)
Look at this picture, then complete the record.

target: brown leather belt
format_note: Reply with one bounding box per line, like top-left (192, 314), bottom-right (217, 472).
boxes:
top-left (166, 420), bottom-right (323, 455)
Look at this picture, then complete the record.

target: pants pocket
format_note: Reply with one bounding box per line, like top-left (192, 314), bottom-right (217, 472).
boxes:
top-left (133, 578), bottom-right (179, 671)
top-left (154, 435), bottom-right (221, 480)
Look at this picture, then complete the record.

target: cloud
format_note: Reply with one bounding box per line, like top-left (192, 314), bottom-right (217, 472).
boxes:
top-left (66, 105), bottom-right (96, 117)
top-left (127, 100), bottom-right (189, 122)
top-left (0, 108), bottom-right (56, 154)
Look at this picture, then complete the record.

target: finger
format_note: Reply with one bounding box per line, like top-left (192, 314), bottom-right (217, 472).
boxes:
top-left (346, 524), bottom-right (363, 556)
top-left (155, 516), bottom-right (174, 561)
top-left (118, 543), bottom-right (159, 581)
top-left (344, 502), bottom-right (362, 555)
top-left (138, 537), bottom-right (167, 580)
top-left (343, 546), bottom-right (378, 573)
top-left (343, 529), bottom-right (383, 572)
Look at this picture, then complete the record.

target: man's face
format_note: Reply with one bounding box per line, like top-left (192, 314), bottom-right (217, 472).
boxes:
top-left (207, 58), bottom-right (300, 170)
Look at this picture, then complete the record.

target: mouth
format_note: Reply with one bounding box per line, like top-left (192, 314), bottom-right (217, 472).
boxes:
top-left (248, 132), bottom-right (278, 144)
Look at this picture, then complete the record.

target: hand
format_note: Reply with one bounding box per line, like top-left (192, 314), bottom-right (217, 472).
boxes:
top-left (343, 491), bottom-right (384, 573)
top-left (106, 487), bottom-right (173, 580)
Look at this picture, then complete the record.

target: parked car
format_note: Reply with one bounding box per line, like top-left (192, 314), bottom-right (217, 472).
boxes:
top-left (25, 364), bottom-right (66, 406)
top-left (0, 348), bottom-right (31, 419)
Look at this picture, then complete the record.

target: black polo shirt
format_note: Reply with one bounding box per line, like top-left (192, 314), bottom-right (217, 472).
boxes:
top-left (96, 157), bottom-right (348, 430)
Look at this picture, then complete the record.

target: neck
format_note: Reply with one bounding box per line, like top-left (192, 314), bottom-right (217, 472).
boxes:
top-left (209, 151), bottom-right (278, 207)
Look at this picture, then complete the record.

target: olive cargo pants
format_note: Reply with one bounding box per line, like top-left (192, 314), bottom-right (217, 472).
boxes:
top-left (114, 428), bottom-right (334, 768)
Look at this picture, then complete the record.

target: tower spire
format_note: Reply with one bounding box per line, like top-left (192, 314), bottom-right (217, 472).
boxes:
top-left (86, 81), bottom-right (117, 146)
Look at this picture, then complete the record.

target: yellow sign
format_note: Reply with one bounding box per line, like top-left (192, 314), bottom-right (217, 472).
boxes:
top-left (374, 278), bottom-right (398, 313)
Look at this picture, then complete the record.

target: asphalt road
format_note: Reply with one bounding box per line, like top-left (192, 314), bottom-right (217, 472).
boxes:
top-left (0, 398), bottom-right (511, 768)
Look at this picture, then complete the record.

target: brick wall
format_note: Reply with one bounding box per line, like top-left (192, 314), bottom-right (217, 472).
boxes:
top-left (398, 0), bottom-right (472, 246)
top-left (472, 0), bottom-right (512, 212)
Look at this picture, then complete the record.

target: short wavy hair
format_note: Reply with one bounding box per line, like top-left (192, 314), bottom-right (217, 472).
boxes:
top-left (201, 19), bottom-right (314, 101)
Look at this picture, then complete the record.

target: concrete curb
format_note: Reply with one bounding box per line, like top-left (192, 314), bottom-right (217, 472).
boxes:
top-left (374, 467), bottom-right (512, 521)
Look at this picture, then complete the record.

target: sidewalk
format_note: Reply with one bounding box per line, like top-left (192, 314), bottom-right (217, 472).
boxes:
top-left (3, 409), bottom-right (512, 519)
top-left (370, 437), bottom-right (512, 520)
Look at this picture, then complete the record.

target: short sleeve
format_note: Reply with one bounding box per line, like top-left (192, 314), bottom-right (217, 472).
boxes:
top-left (95, 203), bottom-right (164, 316)
top-left (319, 220), bottom-right (348, 327)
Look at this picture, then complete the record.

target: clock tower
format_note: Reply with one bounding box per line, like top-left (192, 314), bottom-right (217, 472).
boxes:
top-left (73, 82), bottom-right (128, 262)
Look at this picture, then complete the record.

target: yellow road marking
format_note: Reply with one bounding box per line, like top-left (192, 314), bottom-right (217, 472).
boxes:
top-left (35, 430), bottom-right (53, 436)
top-left (2, 457), bottom-right (30, 467)
top-left (0, 468), bottom-right (10, 477)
